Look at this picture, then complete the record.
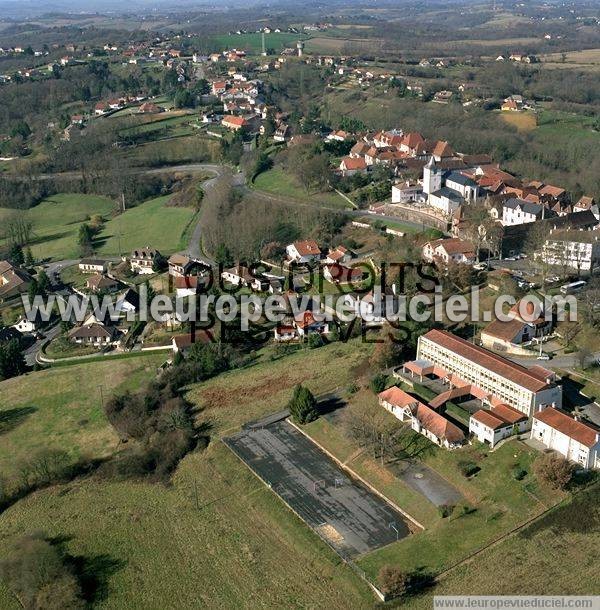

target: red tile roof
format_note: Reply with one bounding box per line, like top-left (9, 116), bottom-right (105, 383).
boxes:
top-left (422, 329), bottom-right (555, 392)
top-left (292, 240), bottom-right (321, 257)
top-left (378, 386), bottom-right (419, 409)
top-left (341, 156), bottom-right (367, 171)
top-left (534, 407), bottom-right (600, 447)
top-left (415, 403), bottom-right (465, 443)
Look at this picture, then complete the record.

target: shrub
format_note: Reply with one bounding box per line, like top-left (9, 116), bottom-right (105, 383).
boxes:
top-left (369, 373), bottom-right (388, 394)
top-left (438, 504), bottom-right (455, 518)
top-left (346, 382), bottom-right (359, 395)
top-left (534, 453), bottom-right (574, 490)
top-left (458, 460), bottom-right (479, 478)
top-left (378, 565), bottom-right (408, 598)
top-left (512, 466), bottom-right (527, 481)
top-left (307, 333), bottom-right (323, 349)
top-left (0, 532), bottom-right (84, 609)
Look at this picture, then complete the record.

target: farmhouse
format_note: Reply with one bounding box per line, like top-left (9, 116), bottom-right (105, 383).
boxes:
top-left (531, 407), bottom-right (600, 469)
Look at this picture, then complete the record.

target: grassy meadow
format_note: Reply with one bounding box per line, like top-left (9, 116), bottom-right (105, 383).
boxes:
top-left (253, 168), bottom-right (351, 210)
top-left (0, 193), bottom-right (196, 261)
top-left (0, 355), bottom-right (164, 479)
top-left (0, 193), bottom-right (115, 261)
top-left (0, 342), bottom-right (375, 608)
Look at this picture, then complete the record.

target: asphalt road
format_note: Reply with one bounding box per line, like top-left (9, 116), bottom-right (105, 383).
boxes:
top-left (225, 416), bottom-right (411, 558)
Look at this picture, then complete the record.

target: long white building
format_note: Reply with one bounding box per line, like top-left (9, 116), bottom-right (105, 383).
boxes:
top-left (416, 329), bottom-right (562, 417)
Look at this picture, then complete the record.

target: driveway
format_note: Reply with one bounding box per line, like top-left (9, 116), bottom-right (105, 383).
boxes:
top-left (390, 460), bottom-right (464, 507)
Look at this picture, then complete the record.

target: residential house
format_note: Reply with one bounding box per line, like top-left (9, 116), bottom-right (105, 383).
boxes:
top-left (531, 407), bottom-right (600, 469)
top-left (324, 245), bottom-right (354, 265)
top-left (139, 102), bottom-right (163, 114)
top-left (286, 240), bottom-right (322, 264)
top-left (12, 317), bottom-right (37, 334)
top-left (322, 263), bottom-right (364, 285)
top-left (168, 253), bottom-right (193, 277)
top-left (294, 311), bottom-right (329, 338)
top-left (422, 238), bottom-right (476, 266)
top-left (339, 156), bottom-right (367, 176)
top-left (391, 181), bottom-right (423, 204)
top-left (79, 258), bottom-right (107, 274)
top-left (502, 198), bottom-right (546, 226)
top-left (130, 247), bottom-right (159, 275)
top-left (221, 263), bottom-right (253, 287)
top-left (0, 261), bottom-right (32, 301)
top-left (222, 115), bottom-right (248, 131)
top-left (68, 321), bottom-right (120, 346)
top-left (86, 273), bottom-right (120, 293)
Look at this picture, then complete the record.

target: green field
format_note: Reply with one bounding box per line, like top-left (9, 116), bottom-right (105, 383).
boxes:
top-left (0, 193), bottom-right (115, 261)
top-left (253, 168), bottom-right (351, 210)
top-left (213, 32), bottom-right (308, 54)
top-left (408, 484), bottom-right (600, 606)
top-left (0, 444), bottom-right (372, 609)
top-left (0, 342), bottom-right (374, 608)
top-left (0, 193), bottom-right (196, 261)
top-left (96, 195), bottom-right (196, 257)
top-left (0, 355), bottom-right (164, 480)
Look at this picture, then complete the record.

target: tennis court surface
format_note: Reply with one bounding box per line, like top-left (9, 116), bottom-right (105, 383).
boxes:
top-left (224, 415), bottom-right (411, 558)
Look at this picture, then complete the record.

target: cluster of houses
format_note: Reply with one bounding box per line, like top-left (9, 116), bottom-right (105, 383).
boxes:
top-left (203, 74), bottom-right (265, 133)
top-left (380, 328), bottom-right (600, 469)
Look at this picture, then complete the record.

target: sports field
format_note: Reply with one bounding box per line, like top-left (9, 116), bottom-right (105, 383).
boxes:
top-left (225, 416), bottom-right (411, 558)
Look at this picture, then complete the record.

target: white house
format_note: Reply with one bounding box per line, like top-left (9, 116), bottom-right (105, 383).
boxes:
top-left (286, 240), bottom-right (321, 264)
top-left (391, 181), bottom-right (423, 204)
top-left (422, 238), bottom-right (476, 266)
top-left (469, 403), bottom-right (528, 448)
top-left (502, 198), bottom-right (545, 226)
top-left (79, 258), bottom-right (107, 274)
top-left (12, 317), bottom-right (37, 334)
top-left (531, 407), bottom-right (600, 469)
top-left (130, 247), bottom-right (158, 275)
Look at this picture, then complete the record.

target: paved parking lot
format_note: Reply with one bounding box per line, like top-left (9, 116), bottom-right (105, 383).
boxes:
top-left (224, 416), bottom-right (411, 558)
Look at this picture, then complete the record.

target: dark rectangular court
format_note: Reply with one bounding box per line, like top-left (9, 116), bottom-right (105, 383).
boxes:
top-left (224, 416), bottom-right (411, 558)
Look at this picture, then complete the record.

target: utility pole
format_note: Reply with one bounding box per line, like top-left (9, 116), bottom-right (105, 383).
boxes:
top-left (98, 385), bottom-right (104, 410)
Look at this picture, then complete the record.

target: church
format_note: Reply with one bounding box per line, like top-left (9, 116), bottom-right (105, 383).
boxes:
top-left (423, 156), bottom-right (481, 216)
